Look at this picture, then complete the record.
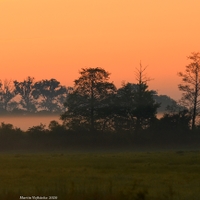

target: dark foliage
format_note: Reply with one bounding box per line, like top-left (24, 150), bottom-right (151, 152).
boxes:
top-left (159, 110), bottom-right (191, 133)
top-left (61, 66), bottom-right (160, 136)
top-left (111, 83), bottom-right (159, 135)
top-left (61, 67), bottom-right (117, 132)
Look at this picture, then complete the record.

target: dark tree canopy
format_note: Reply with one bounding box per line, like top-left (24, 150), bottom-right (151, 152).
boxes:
top-left (61, 67), bottom-right (116, 131)
top-left (133, 83), bottom-right (160, 134)
top-left (114, 82), bottom-right (159, 134)
top-left (159, 109), bottom-right (191, 133)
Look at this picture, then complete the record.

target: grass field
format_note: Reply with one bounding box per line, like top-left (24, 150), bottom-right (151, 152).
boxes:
top-left (0, 150), bottom-right (200, 200)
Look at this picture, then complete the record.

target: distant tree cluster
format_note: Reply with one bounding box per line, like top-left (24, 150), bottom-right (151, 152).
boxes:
top-left (0, 77), bottom-right (69, 114)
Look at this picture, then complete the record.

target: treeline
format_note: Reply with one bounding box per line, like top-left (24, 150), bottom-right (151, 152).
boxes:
top-left (0, 75), bottom-right (175, 116)
top-left (1, 60), bottom-right (200, 150)
top-left (0, 77), bottom-right (71, 114)
top-left (0, 67), bottom-right (194, 136)
top-left (0, 117), bottom-right (199, 152)
top-left (1, 52), bottom-right (200, 151)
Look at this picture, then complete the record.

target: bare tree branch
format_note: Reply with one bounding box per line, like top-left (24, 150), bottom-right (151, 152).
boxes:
top-left (178, 52), bottom-right (200, 130)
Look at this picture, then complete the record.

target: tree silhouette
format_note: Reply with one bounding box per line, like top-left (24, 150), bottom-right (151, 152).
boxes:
top-left (61, 67), bottom-right (116, 131)
top-left (113, 83), bottom-right (138, 132)
top-left (178, 52), bottom-right (200, 130)
top-left (134, 64), bottom-right (160, 134)
top-left (32, 79), bottom-right (67, 112)
top-left (113, 64), bottom-right (160, 135)
top-left (133, 83), bottom-right (159, 134)
top-left (0, 79), bottom-right (16, 112)
top-left (115, 82), bottom-right (159, 134)
top-left (14, 77), bottom-right (36, 113)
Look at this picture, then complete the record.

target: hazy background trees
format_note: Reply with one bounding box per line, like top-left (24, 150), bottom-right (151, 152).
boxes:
top-left (32, 79), bottom-right (68, 113)
top-left (0, 79), bottom-right (16, 112)
top-left (0, 77), bottom-right (68, 114)
top-left (14, 76), bottom-right (36, 113)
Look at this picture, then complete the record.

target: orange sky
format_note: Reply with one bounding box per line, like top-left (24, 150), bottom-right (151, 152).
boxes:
top-left (1, 0), bottom-right (200, 100)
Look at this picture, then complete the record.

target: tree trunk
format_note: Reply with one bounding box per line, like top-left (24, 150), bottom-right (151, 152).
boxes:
top-left (192, 76), bottom-right (198, 130)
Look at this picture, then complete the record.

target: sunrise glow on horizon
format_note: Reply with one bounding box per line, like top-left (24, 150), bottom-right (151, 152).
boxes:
top-left (1, 0), bottom-right (200, 100)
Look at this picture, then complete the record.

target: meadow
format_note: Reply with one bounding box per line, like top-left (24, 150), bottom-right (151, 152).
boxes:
top-left (0, 150), bottom-right (200, 200)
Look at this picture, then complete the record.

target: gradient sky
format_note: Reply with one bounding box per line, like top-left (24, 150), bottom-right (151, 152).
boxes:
top-left (1, 0), bottom-right (200, 100)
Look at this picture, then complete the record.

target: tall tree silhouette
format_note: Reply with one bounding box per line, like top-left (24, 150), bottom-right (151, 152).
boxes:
top-left (32, 79), bottom-right (67, 112)
top-left (14, 77), bottom-right (36, 112)
top-left (134, 64), bottom-right (160, 134)
top-left (114, 64), bottom-right (160, 135)
top-left (61, 67), bottom-right (116, 131)
top-left (178, 52), bottom-right (200, 130)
